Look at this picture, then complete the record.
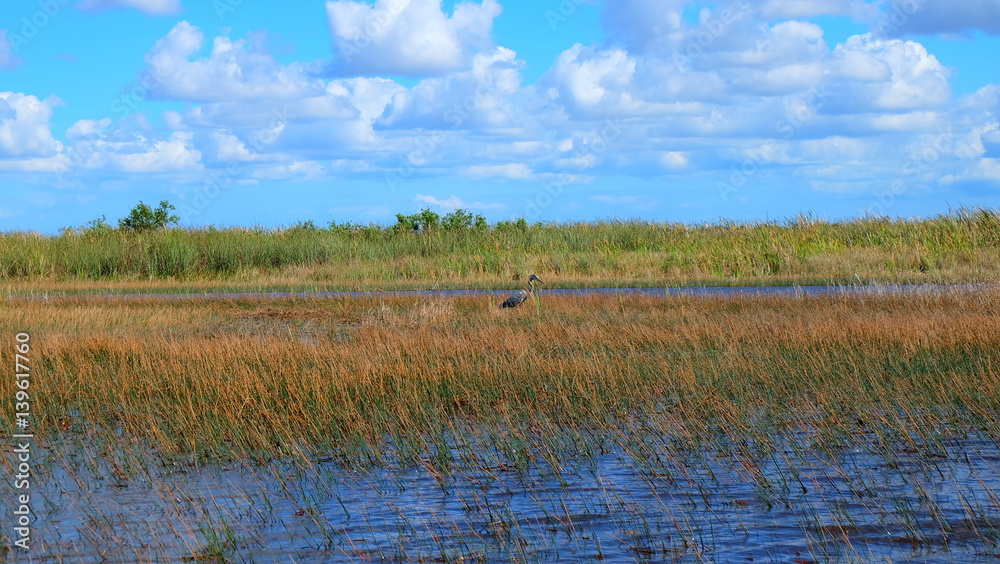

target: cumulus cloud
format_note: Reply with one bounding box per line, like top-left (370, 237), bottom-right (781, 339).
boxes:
top-left (940, 158), bottom-right (1000, 186)
top-left (0, 155), bottom-right (70, 173)
top-left (109, 131), bottom-right (202, 173)
top-left (325, 0), bottom-right (501, 76)
top-left (66, 118), bottom-right (112, 141)
top-left (540, 12), bottom-right (952, 138)
top-left (880, 0), bottom-right (1000, 37)
top-left (541, 44), bottom-right (642, 118)
top-left (463, 163), bottom-right (531, 179)
top-left (77, 0), bottom-right (182, 15)
top-left (824, 35), bottom-right (951, 112)
top-left (144, 21), bottom-right (319, 102)
top-left (3, 0), bottom-right (992, 219)
top-left (660, 151), bottom-right (689, 169)
top-left (0, 92), bottom-right (63, 158)
top-left (61, 126), bottom-right (202, 173)
top-left (378, 47), bottom-right (523, 129)
top-left (211, 131), bottom-right (265, 163)
top-left (251, 161), bottom-right (326, 180)
top-left (137, 21), bottom-right (407, 158)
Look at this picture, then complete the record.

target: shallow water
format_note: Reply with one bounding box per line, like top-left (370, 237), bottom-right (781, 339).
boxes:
top-left (12, 431), bottom-right (1000, 562)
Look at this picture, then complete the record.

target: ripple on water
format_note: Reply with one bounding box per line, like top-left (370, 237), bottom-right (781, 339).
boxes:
top-left (13, 432), bottom-right (1000, 562)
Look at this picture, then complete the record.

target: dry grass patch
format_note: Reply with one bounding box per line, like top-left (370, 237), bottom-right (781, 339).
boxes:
top-left (2, 288), bottom-right (997, 464)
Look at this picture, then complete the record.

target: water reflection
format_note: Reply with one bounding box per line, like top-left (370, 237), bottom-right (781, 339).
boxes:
top-left (20, 432), bottom-right (1000, 562)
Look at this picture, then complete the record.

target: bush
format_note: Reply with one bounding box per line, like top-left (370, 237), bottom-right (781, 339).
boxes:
top-left (70, 215), bottom-right (115, 236)
top-left (287, 220), bottom-right (319, 232)
top-left (395, 208), bottom-right (441, 231)
top-left (442, 209), bottom-right (474, 230)
top-left (496, 217), bottom-right (529, 232)
top-left (118, 201), bottom-right (180, 232)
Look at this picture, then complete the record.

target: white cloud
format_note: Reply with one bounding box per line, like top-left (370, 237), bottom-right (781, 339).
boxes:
top-left (959, 84), bottom-right (1000, 112)
top-left (378, 47), bottom-right (522, 129)
top-left (144, 22), bottom-right (318, 102)
top-left (939, 158), bottom-right (1000, 185)
top-left (111, 131), bottom-right (202, 172)
top-left (826, 35), bottom-right (951, 112)
top-left (77, 0), bottom-right (182, 15)
top-left (718, 20), bottom-right (829, 68)
top-left (0, 155), bottom-right (70, 173)
top-left (415, 194), bottom-right (464, 209)
top-left (542, 44), bottom-right (642, 118)
top-left (0, 92), bottom-right (63, 158)
top-left (66, 118), bottom-right (111, 140)
top-left (326, 0), bottom-right (501, 76)
top-left (2, 0), bottom-right (992, 223)
top-left (867, 111), bottom-right (941, 131)
top-left (251, 161), bottom-right (325, 180)
top-left (132, 24), bottom-right (411, 164)
top-left (211, 131), bottom-right (264, 162)
top-left (661, 151), bottom-right (689, 169)
top-left (463, 163), bottom-right (531, 179)
top-left (62, 128), bottom-right (202, 173)
top-left (799, 136), bottom-right (871, 162)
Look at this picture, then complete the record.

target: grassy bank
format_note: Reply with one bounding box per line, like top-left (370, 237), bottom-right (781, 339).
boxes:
top-left (4, 289), bottom-right (998, 463)
top-left (3, 209), bottom-right (1000, 294)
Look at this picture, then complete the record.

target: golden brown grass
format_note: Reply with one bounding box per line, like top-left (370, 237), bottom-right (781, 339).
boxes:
top-left (2, 289), bottom-right (998, 463)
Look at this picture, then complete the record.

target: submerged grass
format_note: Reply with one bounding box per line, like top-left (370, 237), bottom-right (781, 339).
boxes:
top-left (3, 209), bottom-right (1000, 294)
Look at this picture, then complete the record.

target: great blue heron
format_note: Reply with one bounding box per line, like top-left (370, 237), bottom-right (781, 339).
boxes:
top-left (501, 274), bottom-right (542, 308)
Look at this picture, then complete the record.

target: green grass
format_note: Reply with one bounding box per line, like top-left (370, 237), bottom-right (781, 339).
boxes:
top-left (3, 209), bottom-right (1000, 293)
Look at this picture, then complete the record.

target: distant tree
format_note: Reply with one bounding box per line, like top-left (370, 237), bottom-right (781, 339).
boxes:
top-left (328, 220), bottom-right (361, 234)
top-left (288, 220), bottom-right (318, 232)
top-left (496, 217), bottom-right (529, 232)
top-left (395, 208), bottom-right (440, 232)
top-left (442, 209), bottom-right (474, 230)
top-left (82, 215), bottom-right (114, 235)
top-left (118, 201), bottom-right (180, 232)
top-left (441, 209), bottom-right (489, 230)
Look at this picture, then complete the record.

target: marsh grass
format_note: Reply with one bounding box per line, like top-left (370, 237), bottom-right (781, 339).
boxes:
top-left (3, 290), bottom-right (999, 560)
top-left (3, 290), bottom-right (998, 461)
top-left (3, 209), bottom-right (1000, 294)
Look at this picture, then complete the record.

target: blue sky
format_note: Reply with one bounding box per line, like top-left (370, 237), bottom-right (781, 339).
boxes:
top-left (1, 0), bottom-right (998, 233)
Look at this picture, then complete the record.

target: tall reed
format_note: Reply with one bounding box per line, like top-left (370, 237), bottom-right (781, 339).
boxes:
top-left (3, 209), bottom-right (999, 291)
top-left (3, 289), bottom-right (997, 463)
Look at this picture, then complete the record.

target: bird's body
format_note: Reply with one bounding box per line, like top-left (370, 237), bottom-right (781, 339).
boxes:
top-left (501, 274), bottom-right (541, 308)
